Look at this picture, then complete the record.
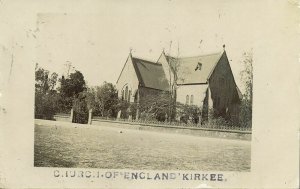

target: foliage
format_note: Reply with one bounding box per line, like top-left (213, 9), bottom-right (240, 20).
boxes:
top-left (129, 102), bottom-right (137, 119)
top-left (70, 82), bottom-right (119, 122)
top-left (35, 64), bottom-right (60, 120)
top-left (240, 50), bottom-right (253, 103)
top-left (35, 64), bottom-right (58, 94)
top-left (166, 55), bottom-right (180, 122)
top-left (58, 70), bottom-right (86, 112)
top-left (177, 103), bottom-right (201, 124)
top-left (58, 70), bottom-right (86, 98)
top-left (239, 100), bottom-right (252, 128)
top-left (133, 90), bottom-right (201, 122)
top-left (35, 92), bottom-right (60, 120)
top-left (88, 82), bottom-right (119, 117)
top-left (211, 117), bottom-right (232, 128)
top-left (138, 91), bottom-right (171, 122)
top-left (239, 50), bottom-right (253, 128)
top-left (85, 87), bottom-right (97, 110)
top-left (207, 107), bottom-right (231, 127)
top-left (35, 65), bottom-right (121, 121)
top-left (117, 100), bottom-right (130, 119)
top-left (72, 92), bottom-right (89, 124)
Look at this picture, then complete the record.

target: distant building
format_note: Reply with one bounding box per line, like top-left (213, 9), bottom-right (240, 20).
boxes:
top-left (116, 46), bottom-right (242, 123)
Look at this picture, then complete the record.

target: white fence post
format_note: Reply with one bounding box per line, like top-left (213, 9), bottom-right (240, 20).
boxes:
top-left (135, 105), bottom-right (139, 120)
top-left (70, 108), bottom-right (74, 123)
top-left (117, 110), bottom-right (121, 120)
top-left (88, 109), bottom-right (93, 125)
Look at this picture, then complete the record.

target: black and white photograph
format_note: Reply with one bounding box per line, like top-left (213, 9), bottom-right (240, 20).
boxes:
top-left (0, 0), bottom-right (299, 188)
top-left (33, 5), bottom-right (254, 171)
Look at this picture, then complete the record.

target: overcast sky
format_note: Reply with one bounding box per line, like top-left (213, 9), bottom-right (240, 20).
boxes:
top-left (34, 1), bottom-right (260, 93)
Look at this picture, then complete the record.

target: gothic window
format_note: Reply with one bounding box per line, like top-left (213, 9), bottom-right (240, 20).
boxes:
top-left (190, 95), bottom-right (194, 105)
top-left (134, 90), bottom-right (139, 102)
top-left (128, 90), bottom-right (131, 102)
top-left (186, 95), bottom-right (189, 105)
top-left (125, 86), bottom-right (128, 101)
top-left (121, 90), bottom-right (124, 100)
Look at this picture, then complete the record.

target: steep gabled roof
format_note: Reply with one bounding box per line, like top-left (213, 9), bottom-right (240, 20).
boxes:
top-left (166, 51), bottom-right (224, 85)
top-left (236, 86), bottom-right (243, 100)
top-left (132, 57), bottom-right (169, 91)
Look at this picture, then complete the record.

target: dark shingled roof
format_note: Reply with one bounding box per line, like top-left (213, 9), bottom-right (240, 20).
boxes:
top-left (132, 57), bottom-right (169, 91)
top-left (166, 52), bottom-right (223, 84)
top-left (236, 86), bottom-right (243, 100)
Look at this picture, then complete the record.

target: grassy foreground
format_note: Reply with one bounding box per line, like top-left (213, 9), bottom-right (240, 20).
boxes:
top-left (34, 123), bottom-right (251, 171)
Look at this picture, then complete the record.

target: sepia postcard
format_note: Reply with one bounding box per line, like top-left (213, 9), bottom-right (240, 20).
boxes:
top-left (0, 0), bottom-right (299, 188)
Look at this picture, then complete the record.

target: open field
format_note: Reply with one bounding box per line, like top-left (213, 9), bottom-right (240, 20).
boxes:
top-left (34, 122), bottom-right (251, 171)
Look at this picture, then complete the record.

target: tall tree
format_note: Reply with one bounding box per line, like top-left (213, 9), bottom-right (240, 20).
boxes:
top-left (35, 64), bottom-right (59, 119)
top-left (91, 82), bottom-right (119, 117)
top-left (72, 91), bottom-right (89, 124)
top-left (59, 70), bottom-right (86, 98)
top-left (240, 50), bottom-right (253, 103)
top-left (58, 70), bottom-right (86, 112)
top-left (165, 41), bottom-right (181, 122)
top-left (240, 50), bottom-right (253, 127)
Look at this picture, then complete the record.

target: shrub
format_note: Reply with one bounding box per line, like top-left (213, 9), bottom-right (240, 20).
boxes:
top-left (35, 92), bottom-right (60, 120)
top-left (239, 99), bottom-right (252, 128)
top-left (117, 100), bottom-right (130, 119)
top-left (177, 104), bottom-right (201, 124)
top-left (72, 92), bottom-right (89, 124)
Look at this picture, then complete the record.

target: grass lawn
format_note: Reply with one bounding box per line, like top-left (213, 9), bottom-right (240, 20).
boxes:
top-left (34, 123), bottom-right (251, 171)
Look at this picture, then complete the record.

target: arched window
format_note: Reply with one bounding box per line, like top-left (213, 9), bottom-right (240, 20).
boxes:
top-left (186, 95), bottom-right (189, 105)
top-left (125, 86), bottom-right (128, 101)
top-left (121, 90), bottom-right (124, 100)
top-left (134, 90), bottom-right (139, 102)
top-left (128, 90), bottom-right (131, 102)
top-left (190, 95), bottom-right (194, 105)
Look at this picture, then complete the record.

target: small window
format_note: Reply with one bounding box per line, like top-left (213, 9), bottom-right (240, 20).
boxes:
top-left (195, 62), bottom-right (202, 71)
top-left (190, 95), bottom-right (194, 105)
top-left (186, 95), bottom-right (189, 105)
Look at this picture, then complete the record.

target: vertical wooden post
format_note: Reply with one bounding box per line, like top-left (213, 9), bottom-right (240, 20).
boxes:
top-left (117, 110), bottom-right (121, 120)
top-left (70, 108), bottom-right (74, 123)
top-left (88, 109), bottom-right (93, 125)
top-left (198, 115), bottom-right (202, 125)
top-left (135, 107), bottom-right (139, 120)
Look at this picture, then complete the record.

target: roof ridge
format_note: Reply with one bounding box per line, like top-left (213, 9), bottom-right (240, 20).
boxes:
top-left (132, 56), bottom-right (156, 62)
top-left (166, 51), bottom-right (223, 59)
top-left (131, 57), bottom-right (145, 86)
top-left (207, 51), bottom-right (225, 79)
top-left (132, 56), bottom-right (162, 66)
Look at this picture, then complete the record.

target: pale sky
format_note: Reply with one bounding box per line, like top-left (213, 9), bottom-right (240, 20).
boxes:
top-left (35, 1), bottom-right (257, 93)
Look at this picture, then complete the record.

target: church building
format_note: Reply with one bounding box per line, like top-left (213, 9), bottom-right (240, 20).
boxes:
top-left (116, 46), bottom-right (242, 123)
